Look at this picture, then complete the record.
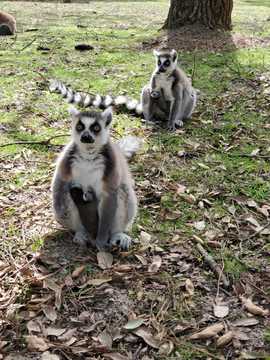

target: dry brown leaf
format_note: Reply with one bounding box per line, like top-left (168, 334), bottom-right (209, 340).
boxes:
top-left (158, 340), bottom-right (174, 356)
top-left (217, 331), bottom-right (234, 347)
top-left (193, 220), bottom-right (206, 231)
top-left (58, 328), bottom-right (77, 341)
top-left (240, 297), bottom-right (269, 316)
top-left (140, 231), bottom-right (151, 245)
top-left (64, 275), bottom-right (74, 287)
top-left (189, 323), bottom-right (224, 340)
top-left (98, 331), bottom-right (113, 349)
top-left (97, 252), bottom-right (113, 270)
top-left (45, 327), bottom-right (67, 337)
top-left (232, 318), bottom-right (259, 327)
top-left (132, 327), bottom-right (160, 349)
top-left (86, 277), bottom-right (112, 287)
top-left (176, 184), bottom-right (187, 194)
top-left (26, 335), bottom-right (50, 352)
top-left (42, 305), bottom-right (57, 322)
top-left (185, 279), bottom-right (194, 296)
top-left (123, 318), bottom-right (144, 330)
top-left (43, 279), bottom-right (62, 310)
top-left (213, 303), bottom-right (229, 318)
top-left (41, 352), bottom-right (60, 360)
top-left (27, 320), bottom-right (41, 333)
top-left (71, 265), bottom-right (86, 278)
top-left (104, 353), bottom-right (128, 360)
top-left (148, 255), bottom-right (162, 273)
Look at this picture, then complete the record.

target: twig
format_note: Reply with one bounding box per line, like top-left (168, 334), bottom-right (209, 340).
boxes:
top-left (244, 221), bottom-right (270, 242)
top-left (0, 134), bottom-right (69, 148)
top-left (18, 36), bottom-right (37, 52)
top-left (191, 52), bottom-right (197, 84)
top-left (193, 237), bottom-right (230, 288)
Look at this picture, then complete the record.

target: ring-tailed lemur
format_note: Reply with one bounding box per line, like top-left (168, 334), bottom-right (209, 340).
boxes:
top-left (0, 11), bottom-right (16, 36)
top-left (49, 48), bottom-right (197, 131)
top-left (52, 106), bottom-right (139, 251)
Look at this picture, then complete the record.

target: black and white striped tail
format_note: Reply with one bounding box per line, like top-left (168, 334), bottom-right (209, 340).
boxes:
top-left (49, 79), bottom-right (143, 117)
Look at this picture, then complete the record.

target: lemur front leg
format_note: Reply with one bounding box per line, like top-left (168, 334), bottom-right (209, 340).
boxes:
top-left (168, 85), bottom-right (184, 131)
top-left (69, 183), bottom-right (98, 246)
top-left (95, 190), bottom-right (118, 250)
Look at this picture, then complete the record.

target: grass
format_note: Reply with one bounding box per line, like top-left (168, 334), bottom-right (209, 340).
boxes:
top-left (0, 0), bottom-right (270, 358)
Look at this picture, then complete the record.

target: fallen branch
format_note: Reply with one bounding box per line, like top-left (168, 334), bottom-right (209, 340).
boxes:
top-left (18, 36), bottom-right (37, 52)
top-left (0, 134), bottom-right (69, 148)
top-left (193, 237), bottom-right (230, 288)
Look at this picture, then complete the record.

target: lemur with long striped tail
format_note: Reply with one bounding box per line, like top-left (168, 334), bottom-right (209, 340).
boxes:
top-left (49, 79), bottom-right (143, 117)
top-left (49, 48), bottom-right (197, 130)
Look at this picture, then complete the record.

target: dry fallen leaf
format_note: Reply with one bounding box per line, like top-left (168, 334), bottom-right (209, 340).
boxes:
top-left (232, 318), bottom-right (259, 327)
top-left (148, 255), bottom-right (162, 273)
top-left (217, 331), bottom-right (234, 347)
top-left (189, 323), bottom-right (224, 340)
top-left (43, 279), bottom-right (62, 310)
top-left (27, 320), bottom-right (41, 333)
top-left (140, 231), bottom-right (151, 245)
top-left (240, 297), bottom-right (269, 316)
top-left (193, 220), bottom-right (206, 231)
top-left (86, 277), bottom-right (112, 287)
top-left (123, 318), bottom-right (145, 330)
top-left (158, 340), bottom-right (174, 356)
top-left (43, 305), bottom-right (57, 322)
top-left (41, 352), bottom-right (60, 360)
top-left (71, 265), bottom-right (85, 278)
top-left (185, 279), bottom-right (195, 296)
top-left (45, 327), bottom-right (67, 337)
top-left (132, 327), bottom-right (160, 349)
top-left (213, 303), bottom-right (229, 318)
top-left (97, 252), bottom-right (113, 270)
top-left (26, 335), bottom-right (50, 352)
top-left (97, 331), bottom-right (113, 349)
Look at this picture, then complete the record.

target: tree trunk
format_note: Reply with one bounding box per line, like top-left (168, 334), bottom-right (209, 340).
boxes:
top-left (163, 0), bottom-right (233, 30)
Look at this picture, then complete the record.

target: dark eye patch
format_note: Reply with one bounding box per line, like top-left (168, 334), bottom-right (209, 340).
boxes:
top-left (76, 120), bottom-right (85, 132)
top-left (164, 60), bottom-right (170, 67)
top-left (90, 122), bottom-right (101, 133)
top-left (158, 59), bottom-right (161, 66)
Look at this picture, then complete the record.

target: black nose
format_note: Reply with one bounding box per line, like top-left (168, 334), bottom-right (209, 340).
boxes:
top-left (159, 67), bottom-right (166, 73)
top-left (81, 133), bottom-right (94, 143)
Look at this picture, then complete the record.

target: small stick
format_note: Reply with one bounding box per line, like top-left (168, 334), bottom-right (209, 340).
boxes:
top-left (18, 36), bottom-right (37, 52)
top-left (194, 239), bottom-right (230, 288)
top-left (0, 134), bottom-right (69, 148)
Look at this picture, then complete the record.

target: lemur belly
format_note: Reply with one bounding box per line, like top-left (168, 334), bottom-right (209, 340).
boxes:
top-left (155, 74), bottom-right (174, 101)
top-left (71, 155), bottom-right (105, 199)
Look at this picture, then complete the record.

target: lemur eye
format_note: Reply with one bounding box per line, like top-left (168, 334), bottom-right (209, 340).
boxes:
top-left (158, 60), bottom-right (161, 66)
top-left (76, 121), bottom-right (84, 132)
top-left (165, 60), bottom-right (170, 67)
top-left (91, 123), bottom-right (101, 133)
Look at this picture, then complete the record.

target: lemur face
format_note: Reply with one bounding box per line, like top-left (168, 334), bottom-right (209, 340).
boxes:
top-left (69, 107), bottom-right (112, 149)
top-left (154, 49), bottom-right (178, 74)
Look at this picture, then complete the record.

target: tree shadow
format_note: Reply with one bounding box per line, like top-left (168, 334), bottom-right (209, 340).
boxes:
top-left (152, 24), bottom-right (238, 52)
top-left (38, 230), bottom-right (97, 273)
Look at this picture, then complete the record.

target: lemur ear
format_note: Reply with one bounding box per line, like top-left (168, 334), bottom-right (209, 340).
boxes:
top-left (68, 106), bottom-right (80, 118)
top-left (171, 49), bottom-right (178, 62)
top-left (101, 107), bottom-right (113, 127)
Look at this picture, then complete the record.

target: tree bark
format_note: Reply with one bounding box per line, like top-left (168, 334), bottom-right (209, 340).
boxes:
top-left (163, 0), bottom-right (233, 31)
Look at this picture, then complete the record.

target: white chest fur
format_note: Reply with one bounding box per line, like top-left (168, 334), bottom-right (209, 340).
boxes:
top-left (71, 153), bottom-right (105, 198)
top-left (155, 74), bottom-right (174, 101)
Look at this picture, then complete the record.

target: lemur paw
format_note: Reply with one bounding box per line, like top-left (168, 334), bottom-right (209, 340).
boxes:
top-left (83, 188), bottom-right (95, 203)
top-left (167, 123), bottom-right (176, 132)
top-left (175, 119), bottom-right (184, 128)
top-left (150, 90), bottom-right (161, 99)
top-left (73, 230), bottom-right (89, 246)
top-left (110, 232), bottom-right (132, 251)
